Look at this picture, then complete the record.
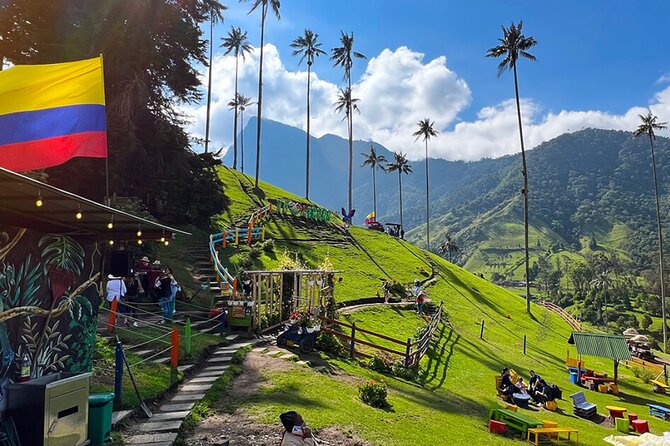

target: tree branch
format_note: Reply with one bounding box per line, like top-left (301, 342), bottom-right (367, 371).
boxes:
top-left (0, 228), bottom-right (26, 262)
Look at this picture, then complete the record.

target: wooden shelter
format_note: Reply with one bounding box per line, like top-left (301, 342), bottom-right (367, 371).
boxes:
top-left (568, 332), bottom-right (632, 384)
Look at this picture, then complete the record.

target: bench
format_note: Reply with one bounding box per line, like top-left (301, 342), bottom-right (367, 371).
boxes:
top-left (652, 379), bottom-right (669, 393)
top-left (491, 408), bottom-right (542, 436)
top-left (570, 391), bottom-right (597, 418)
top-left (527, 427), bottom-right (579, 446)
top-left (648, 403), bottom-right (670, 420)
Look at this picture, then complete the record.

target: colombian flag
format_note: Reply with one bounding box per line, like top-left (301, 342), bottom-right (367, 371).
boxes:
top-left (0, 56), bottom-right (107, 172)
top-left (365, 212), bottom-right (376, 225)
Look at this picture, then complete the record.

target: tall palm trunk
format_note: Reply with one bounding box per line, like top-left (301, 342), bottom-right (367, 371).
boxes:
top-left (232, 55), bottom-right (239, 169)
top-left (204, 16), bottom-right (214, 154)
top-left (372, 165), bottom-right (377, 216)
top-left (650, 133), bottom-right (668, 350)
top-left (513, 64), bottom-right (531, 314)
top-left (347, 76), bottom-right (353, 212)
top-left (425, 140), bottom-right (430, 251)
top-left (241, 107), bottom-right (245, 173)
top-left (398, 170), bottom-right (404, 230)
top-left (254, 4), bottom-right (267, 188)
top-left (305, 62), bottom-right (312, 199)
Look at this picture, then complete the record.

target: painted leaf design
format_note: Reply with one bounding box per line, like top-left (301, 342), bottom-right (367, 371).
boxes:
top-left (39, 235), bottom-right (85, 276)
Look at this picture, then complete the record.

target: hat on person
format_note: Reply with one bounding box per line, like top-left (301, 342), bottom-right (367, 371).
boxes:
top-left (140, 256), bottom-right (150, 262)
top-left (152, 260), bottom-right (161, 266)
top-left (279, 411), bottom-right (298, 431)
top-left (108, 274), bottom-right (119, 279)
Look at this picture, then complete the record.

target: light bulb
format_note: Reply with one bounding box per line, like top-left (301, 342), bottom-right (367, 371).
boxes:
top-left (164, 240), bottom-right (170, 246)
top-left (75, 211), bottom-right (83, 220)
top-left (107, 222), bottom-right (113, 229)
top-left (136, 230), bottom-right (142, 237)
top-left (35, 197), bottom-right (43, 207)
top-left (137, 239), bottom-right (143, 245)
top-left (160, 236), bottom-right (166, 243)
top-left (108, 240), bottom-right (114, 246)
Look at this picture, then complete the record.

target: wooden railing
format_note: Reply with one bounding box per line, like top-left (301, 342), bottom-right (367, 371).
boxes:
top-left (539, 300), bottom-right (582, 331)
top-left (319, 302), bottom-right (444, 367)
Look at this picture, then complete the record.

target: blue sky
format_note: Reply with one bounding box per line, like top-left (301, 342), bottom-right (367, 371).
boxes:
top-left (186, 0), bottom-right (670, 160)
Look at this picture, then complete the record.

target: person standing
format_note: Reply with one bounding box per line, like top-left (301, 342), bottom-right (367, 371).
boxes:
top-left (412, 279), bottom-right (426, 315)
top-left (106, 274), bottom-right (127, 325)
top-left (166, 267), bottom-right (179, 320)
top-left (382, 280), bottom-right (391, 304)
top-left (124, 274), bottom-right (143, 327)
top-left (155, 268), bottom-right (172, 324)
top-left (135, 256), bottom-right (151, 300)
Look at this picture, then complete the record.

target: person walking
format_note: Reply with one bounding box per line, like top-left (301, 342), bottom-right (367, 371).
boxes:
top-left (166, 267), bottom-right (179, 320)
top-left (155, 269), bottom-right (172, 324)
top-left (124, 274), bottom-right (143, 327)
top-left (412, 279), bottom-right (426, 315)
top-left (382, 280), bottom-right (391, 304)
top-left (135, 256), bottom-right (151, 300)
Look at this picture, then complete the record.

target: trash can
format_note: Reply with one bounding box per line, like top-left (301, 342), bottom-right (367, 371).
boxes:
top-left (569, 371), bottom-right (579, 385)
top-left (88, 393), bottom-right (115, 446)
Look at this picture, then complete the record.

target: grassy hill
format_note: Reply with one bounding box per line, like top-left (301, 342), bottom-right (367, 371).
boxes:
top-left (184, 167), bottom-right (670, 446)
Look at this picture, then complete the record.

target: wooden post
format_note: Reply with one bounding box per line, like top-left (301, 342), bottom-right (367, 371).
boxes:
top-left (480, 319), bottom-right (485, 339)
top-left (108, 298), bottom-right (118, 333)
top-left (405, 337), bottom-right (412, 367)
top-left (665, 364), bottom-right (668, 386)
top-left (613, 359), bottom-right (619, 385)
top-left (223, 231), bottom-right (227, 248)
top-left (235, 228), bottom-right (239, 245)
top-left (247, 224), bottom-right (253, 245)
top-left (185, 318), bottom-right (192, 356)
top-left (523, 335), bottom-right (527, 355)
top-left (350, 322), bottom-right (356, 358)
top-left (577, 354), bottom-right (583, 385)
top-left (262, 227), bottom-right (266, 241)
top-left (171, 326), bottom-right (179, 370)
top-left (114, 340), bottom-right (123, 409)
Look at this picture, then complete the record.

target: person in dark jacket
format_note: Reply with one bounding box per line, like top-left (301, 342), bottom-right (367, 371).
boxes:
top-left (500, 368), bottom-right (519, 396)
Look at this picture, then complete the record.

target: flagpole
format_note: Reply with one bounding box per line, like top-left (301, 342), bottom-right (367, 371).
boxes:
top-left (99, 53), bottom-right (110, 205)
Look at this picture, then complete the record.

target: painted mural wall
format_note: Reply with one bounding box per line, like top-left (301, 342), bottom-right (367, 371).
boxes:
top-left (0, 224), bottom-right (101, 411)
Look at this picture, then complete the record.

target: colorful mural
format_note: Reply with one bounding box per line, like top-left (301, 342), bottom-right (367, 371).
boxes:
top-left (0, 224), bottom-right (101, 410)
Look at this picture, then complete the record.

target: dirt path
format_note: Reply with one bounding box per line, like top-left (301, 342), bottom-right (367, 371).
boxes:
top-left (185, 351), bottom-right (371, 446)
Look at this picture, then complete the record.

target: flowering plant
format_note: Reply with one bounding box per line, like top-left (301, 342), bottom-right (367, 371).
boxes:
top-left (358, 380), bottom-right (389, 408)
top-left (289, 307), bottom-right (318, 327)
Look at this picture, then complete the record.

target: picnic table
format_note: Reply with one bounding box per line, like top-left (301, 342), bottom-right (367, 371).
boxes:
top-left (606, 406), bottom-right (627, 419)
top-left (491, 409), bottom-right (542, 436)
top-left (527, 427), bottom-right (579, 446)
top-left (648, 403), bottom-right (670, 420)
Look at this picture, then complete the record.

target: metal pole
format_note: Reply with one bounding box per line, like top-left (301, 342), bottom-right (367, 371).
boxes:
top-left (350, 322), bottom-right (356, 359)
top-left (480, 319), bottom-right (485, 339)
top-left (114, 340), bottom-right (123, 408)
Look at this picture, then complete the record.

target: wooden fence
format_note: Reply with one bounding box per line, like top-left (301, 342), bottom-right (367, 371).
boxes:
top-left (320, 302), bottom-right (444, 367)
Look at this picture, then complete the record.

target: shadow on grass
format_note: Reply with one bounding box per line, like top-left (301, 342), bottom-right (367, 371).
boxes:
top-left (421, 322), bottom-right (459, 391)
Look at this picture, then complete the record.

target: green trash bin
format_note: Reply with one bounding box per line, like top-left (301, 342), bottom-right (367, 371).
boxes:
top-left (88, 393), bottom-right (115, 445)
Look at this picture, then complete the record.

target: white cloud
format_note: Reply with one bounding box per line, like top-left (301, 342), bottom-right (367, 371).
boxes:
top-left (657, 73), bottom-right (670, 84)
top-left (181, 44), bottom-right (670, 162)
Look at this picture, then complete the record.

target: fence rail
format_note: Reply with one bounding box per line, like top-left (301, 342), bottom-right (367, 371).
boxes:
top-left (539, 300), bottom-right (582, 331)
top-left (319, 302), bottom-right (444, 367)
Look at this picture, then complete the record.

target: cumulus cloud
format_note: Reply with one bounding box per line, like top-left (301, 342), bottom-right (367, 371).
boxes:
top-left (181, 44), bottom-right (670, 162)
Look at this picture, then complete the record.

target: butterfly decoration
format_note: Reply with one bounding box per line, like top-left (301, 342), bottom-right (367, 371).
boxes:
top-left (341, 208), bottom-right (356, 227)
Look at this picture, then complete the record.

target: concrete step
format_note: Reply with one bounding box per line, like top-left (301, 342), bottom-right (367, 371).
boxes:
top-left (111, 410), bottom-right (133, 427)
top-left (124, 433), bottom-right (177, 445)
top-left (133, 349), bottom-right (154, 357)
top-left (152, 357), bottom-right (170, 365)
top-left (177, 364), bottom-right (195, 373)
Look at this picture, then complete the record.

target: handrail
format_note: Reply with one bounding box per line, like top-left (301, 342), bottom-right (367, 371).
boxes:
top-left (539, 300), bottom-right (582, 331)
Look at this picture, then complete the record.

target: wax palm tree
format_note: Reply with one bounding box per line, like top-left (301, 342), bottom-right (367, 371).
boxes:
top-left (204, 5), bottom-right (227, 154)
top-left (331, 31), bottom-right (366, 212)
top-left (386, 152), bottom-right (412, 231)
top-left (486, 20), bottom-right (537, 313)
top-left (590, 272), bottom-right (615, 327)
top-left (413, 118), bottom-right (438, 251)
top-left (290, 29), bottom-right (326, 200)
top-left (361, 145), bottom-right (387, 217)
top-left (635, 110), bottom-right (669, 350)
top-left (243, 0), bottom-right (281, 188)
top-left (334, 88), bottom-right (360, 212)
top-left (438, 234), bottom-right (459, 262)
top-left (232, 93), bottom-right (254, 174)
top-left (221, 26), bottom-right (252, 169)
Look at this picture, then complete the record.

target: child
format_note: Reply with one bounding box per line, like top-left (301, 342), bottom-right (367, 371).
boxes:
top-left (516, 377), bottom-right (528, 394)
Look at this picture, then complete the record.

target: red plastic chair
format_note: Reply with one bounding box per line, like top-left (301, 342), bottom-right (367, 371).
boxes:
top-left (631, 419), bottom-right (650, 434)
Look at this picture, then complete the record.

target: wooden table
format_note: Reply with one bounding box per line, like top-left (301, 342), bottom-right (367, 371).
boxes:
top-left (606, 406), bottom-right (627, 419)
top-left (492, 409), bottom-right (542, 436)
top-left (527, 427), bottom-right (579, 445)
top-left (648, 403), bottom-right (670, 420)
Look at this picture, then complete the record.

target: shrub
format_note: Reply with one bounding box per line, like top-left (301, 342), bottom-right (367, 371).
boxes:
top-left (238, 255), bottom-right (253, 269)
top-left (632, 366), bottom-right (656, 384)
top-left (392, 362), bottom-right (419, 381)
top-left (316, 332), bottom-right (345, 356)
top-left (368, 354), bottom-right (393, 374)
top-left (358, 380), bottom-right (389, 408)
top-left (249, 247), bottom-right (262, 259)
top-left (261, 238), bottom-right (275, 253)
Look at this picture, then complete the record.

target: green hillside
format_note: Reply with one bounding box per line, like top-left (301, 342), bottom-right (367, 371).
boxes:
top-left (196, 167), bottom-right (670, 446)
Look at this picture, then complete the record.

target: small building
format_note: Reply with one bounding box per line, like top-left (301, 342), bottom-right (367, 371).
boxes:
top-left (0, 166), bottom-right (188, 415)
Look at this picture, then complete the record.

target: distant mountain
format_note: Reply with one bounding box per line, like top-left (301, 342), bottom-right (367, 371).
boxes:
top-left (226, 119), bottom-right (670, 276)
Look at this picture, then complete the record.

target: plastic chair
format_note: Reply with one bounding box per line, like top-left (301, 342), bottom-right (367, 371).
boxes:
top-left (631, 419), bottom-right (650, 434)
top-left (616, 417), bottom-right (629, 433)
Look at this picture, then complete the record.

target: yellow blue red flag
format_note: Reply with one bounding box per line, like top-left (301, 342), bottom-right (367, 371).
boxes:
top-left (0, 56), bottom-right (107, 172)
top-left (365, 212), bottom-right (376, 224)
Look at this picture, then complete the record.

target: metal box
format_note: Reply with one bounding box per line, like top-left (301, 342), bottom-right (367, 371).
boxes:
top-left (8, 372), bottom-right (92, 446)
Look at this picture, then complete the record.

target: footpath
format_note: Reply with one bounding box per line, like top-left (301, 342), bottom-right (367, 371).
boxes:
top-left (120, 338), bottom-right (262, 446)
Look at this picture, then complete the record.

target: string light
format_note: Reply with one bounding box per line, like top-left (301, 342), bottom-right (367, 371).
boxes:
top-left (137, 239), bottom-right (143, 245)
top-left (108, 240), bottom-right (114, 246)
top-left (164, 240), bottom-right (170, 246)
top-left (75, 204), bottom-right (83, 220)
top-left (160, 231), bottom-right (166, 243)
top-left (136, 225), bottom-right (142, 237)
top-left (107, 216), bottom-right (114, 229)
top-left (35, 191), bottom-right (43, 207)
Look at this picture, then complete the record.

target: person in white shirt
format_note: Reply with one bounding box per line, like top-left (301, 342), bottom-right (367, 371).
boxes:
top-left (106, 274), bottom-right (127, 325)
top-left (279, 411), bottom-right (315, 446)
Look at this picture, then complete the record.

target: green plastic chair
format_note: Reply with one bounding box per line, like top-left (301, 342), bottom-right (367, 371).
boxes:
top-left (616, 417), bottom-right (630, 433)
